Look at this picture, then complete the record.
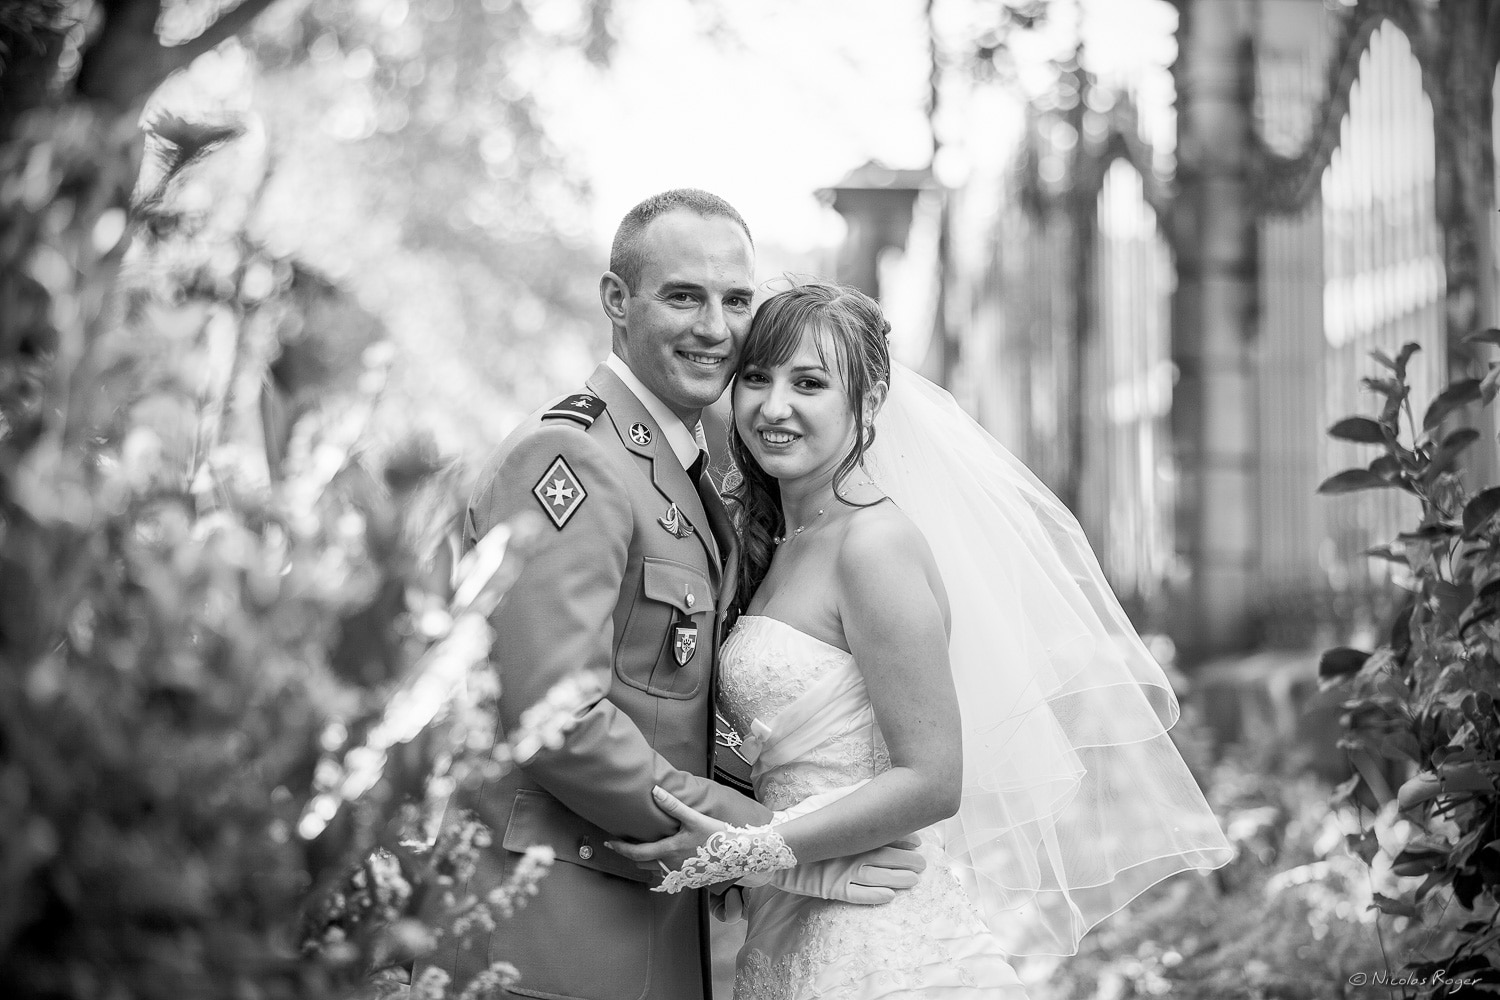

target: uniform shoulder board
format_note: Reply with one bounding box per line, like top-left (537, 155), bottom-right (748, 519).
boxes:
top-left (542, 393), bottom-right (607, 428)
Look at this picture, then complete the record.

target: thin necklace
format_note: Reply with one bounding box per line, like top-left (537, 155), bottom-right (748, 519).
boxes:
top-left (772, 479), bottom-right (877, 546)
top-left (773, 507), bottom-right (825, 545)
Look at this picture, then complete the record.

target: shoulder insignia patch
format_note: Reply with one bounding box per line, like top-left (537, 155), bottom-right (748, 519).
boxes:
top-left (543, 393), bottom-right (606, 428)
top-left (533, 455), bottom-right (587, 529)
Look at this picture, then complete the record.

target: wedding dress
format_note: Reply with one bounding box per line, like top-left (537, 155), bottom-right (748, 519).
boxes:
top-left (718, 614), bottom-right (1031, 1000)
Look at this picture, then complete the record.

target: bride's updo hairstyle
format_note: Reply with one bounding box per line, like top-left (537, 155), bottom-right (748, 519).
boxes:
top-left (727, 279), bottom-right (892, 611)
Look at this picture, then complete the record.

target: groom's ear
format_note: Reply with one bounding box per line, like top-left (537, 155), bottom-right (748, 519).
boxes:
top-left (600, 272), bottom-right (629, 329)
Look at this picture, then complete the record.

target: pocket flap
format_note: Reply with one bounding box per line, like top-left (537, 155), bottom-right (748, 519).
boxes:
top-left (642, 558), bottom-right (714, 614)
top-left (501, 788), bottom-right (652, 884)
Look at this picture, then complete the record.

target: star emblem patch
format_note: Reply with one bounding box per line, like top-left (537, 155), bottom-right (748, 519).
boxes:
top-left (629, 422), bottom-right (652, 446)
top-left (532, 456), bottom-right (587, 529)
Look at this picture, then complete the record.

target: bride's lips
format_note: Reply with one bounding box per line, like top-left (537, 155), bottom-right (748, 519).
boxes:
top-left (755, 427), bottom-right (801, 451)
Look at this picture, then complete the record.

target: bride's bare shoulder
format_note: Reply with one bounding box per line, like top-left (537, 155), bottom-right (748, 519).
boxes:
top-left (835, 501), bottom-right (949, 617)
top-left (838, 499), bottom-right (924, 556)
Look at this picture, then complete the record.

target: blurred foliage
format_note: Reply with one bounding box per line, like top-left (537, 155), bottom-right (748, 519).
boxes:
top-left (232, 0), bottom-right (620, 460)
top-left (1316, 339), bottom-right (1500, 995)
top-left (1025, 724), bottom-right (1443, 1000)
top-left (0, 1), bottom-right (621, 997)
top-left (5, 0), bottom-right (630, 465)
top-left (956, 0), bottom-right (1052, 86)
top-left (0, 75), bottom-right (563, 993)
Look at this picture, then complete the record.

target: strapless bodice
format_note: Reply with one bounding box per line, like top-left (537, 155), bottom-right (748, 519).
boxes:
top-left (719, 615), bottom-right (855, 734)
top-left (718, 615), bottom-right (893, 812)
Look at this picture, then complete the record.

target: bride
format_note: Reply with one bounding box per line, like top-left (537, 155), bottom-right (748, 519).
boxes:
top-left (611, 280), bottom-right (1232, 998)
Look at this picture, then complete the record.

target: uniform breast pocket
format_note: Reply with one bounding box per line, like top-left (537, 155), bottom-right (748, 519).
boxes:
top-left (616, 557), bottom-right (714, 700)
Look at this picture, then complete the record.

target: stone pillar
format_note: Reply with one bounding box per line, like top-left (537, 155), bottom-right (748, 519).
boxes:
top-left (1169, 0), bottom-right (1259, 661)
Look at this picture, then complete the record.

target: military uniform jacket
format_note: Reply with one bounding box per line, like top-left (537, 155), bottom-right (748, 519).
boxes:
top-left (431, 362), bottom-right (766, 1000)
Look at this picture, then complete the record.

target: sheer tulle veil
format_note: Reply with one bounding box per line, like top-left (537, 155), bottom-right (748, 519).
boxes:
top-left (864, 362), bottom-right (1233, 957)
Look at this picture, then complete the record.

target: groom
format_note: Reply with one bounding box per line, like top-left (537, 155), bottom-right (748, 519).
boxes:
top-left (430, 190), bottom-right (922, 1000)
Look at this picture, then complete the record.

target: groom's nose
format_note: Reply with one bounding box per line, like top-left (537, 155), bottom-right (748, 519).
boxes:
top-left (693, 299), bottom-right (731, 344)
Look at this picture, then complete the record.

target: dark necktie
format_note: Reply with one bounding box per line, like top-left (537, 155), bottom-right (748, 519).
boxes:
top-left (689, 450), bottom-right (734, 569)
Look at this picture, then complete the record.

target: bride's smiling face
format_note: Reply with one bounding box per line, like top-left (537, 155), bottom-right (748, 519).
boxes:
top-left (733, 326), bottom-right (860, 486)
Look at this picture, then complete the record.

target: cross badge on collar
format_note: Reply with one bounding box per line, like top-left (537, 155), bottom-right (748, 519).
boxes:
top-left (629, 422), bottom-right (652, 446)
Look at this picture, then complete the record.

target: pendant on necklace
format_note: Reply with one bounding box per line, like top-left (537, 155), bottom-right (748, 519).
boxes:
top-left (773, 507), bottom-right (825, 545)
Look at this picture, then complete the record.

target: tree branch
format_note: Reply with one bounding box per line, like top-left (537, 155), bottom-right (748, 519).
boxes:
top-left (167, 0), bottom-right (282, 70)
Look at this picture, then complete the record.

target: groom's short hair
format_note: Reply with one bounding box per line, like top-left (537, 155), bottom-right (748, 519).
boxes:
top-left (609, 189), bottom-right (754, 292)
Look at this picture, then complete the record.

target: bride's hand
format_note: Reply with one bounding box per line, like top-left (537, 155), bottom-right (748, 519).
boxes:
top-left (606, 786), bottom-right (729, 873)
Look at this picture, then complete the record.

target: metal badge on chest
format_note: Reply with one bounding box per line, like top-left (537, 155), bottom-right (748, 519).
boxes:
top-left (672, 617), bottom-right (697, 665)
top-left (658, 502), bottom-right (695, 539)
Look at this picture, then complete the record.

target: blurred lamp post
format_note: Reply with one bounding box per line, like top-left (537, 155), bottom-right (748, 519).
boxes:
top-left (817, 161), bottom-right (933, 302)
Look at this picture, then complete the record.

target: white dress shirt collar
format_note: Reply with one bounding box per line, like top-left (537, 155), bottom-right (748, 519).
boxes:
top-left (605, 353), bottom-right (703, 470)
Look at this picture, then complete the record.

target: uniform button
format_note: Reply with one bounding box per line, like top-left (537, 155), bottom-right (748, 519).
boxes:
top-left (578, 844), bottom-right (594, 861)
top-left (686, 593), bottom-right (696, 608)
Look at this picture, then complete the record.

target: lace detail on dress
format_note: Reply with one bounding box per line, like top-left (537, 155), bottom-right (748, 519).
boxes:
top-left (718, 616), bottom-right (850, 737)
top-left (758, 729), bottom-right (892, 812)
top-left (734, 853), bottom-right (991, 1000)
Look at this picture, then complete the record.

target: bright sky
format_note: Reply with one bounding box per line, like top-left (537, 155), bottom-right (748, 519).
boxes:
top-left (536, 0), bottom-right (1177, 259)
top-left (538, 0), bottom-right (937, 258)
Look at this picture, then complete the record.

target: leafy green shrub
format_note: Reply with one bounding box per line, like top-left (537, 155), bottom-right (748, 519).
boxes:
top-left (1318, 337), bottom-right (1500, 995)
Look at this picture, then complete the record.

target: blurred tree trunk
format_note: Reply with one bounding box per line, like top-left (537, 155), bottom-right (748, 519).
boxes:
top-left (1425, 0), bottom-right (1500, 487)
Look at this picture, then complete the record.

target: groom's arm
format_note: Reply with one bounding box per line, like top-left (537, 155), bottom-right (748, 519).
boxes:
top-left (473, 423), bottom-right (768, 843)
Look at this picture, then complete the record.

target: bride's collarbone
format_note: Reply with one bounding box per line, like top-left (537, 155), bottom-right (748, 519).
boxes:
top-left (763, 529), bottom-right (841, 582)
top-left (748, 543), bottom-right (843, 628)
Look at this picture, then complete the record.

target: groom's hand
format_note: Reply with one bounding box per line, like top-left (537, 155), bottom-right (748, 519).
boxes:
top-left (767, 840), bottom-right (925, 905)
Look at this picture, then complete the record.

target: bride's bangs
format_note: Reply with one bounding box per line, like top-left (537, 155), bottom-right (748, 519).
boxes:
top-left (742, 293), bottom-right (814, 372)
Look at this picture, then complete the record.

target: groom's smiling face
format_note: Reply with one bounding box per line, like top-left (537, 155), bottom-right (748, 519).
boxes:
top-left (610, 210), bottom-right (755, 423)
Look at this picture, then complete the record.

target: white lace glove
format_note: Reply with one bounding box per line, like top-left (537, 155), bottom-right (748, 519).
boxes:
top-left (628, 783), bottom-right (925, 907)
top-left (652, 823), bottom-right (797, 893)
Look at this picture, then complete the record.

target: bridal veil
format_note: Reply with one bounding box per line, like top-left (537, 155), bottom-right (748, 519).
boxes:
top-left (864, 362), bottom-right (1233, 957)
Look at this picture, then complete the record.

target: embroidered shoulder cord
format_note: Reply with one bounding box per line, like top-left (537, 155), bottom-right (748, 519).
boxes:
top-left (652, 824), bottom-right (797, 893)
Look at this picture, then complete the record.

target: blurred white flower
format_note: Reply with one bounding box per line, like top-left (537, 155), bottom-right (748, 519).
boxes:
top-left (509, 673), bottom-right (604, 764)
